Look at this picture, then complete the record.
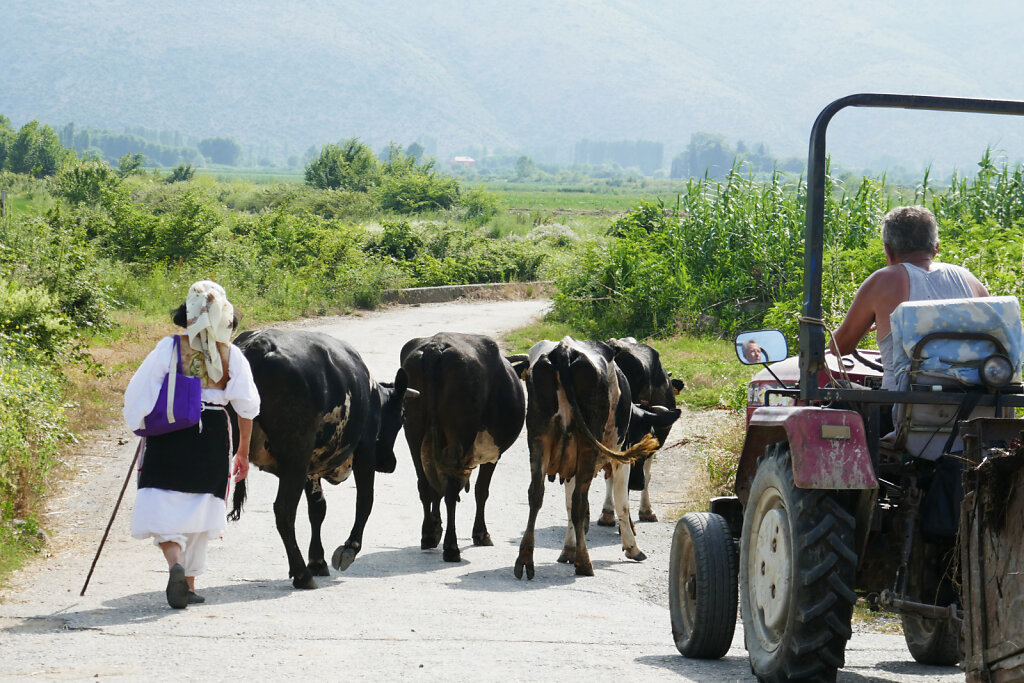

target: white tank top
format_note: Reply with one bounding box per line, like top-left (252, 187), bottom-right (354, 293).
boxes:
top-left (878, 262), bottom-right (976, 389)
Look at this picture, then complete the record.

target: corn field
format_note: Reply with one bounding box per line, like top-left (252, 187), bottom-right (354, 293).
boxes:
top-left (552, 154), bottom-right (1024, 342)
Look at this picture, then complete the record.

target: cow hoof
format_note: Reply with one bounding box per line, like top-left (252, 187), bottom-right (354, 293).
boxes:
top-left (638, 509), bottom-right (658, 523)
top-left (514, 559), bottom-right (534, 580)
top-left (442, 547), bottom-right (461, 562)
top-left (472, 532), bottom-right (493, 546)
top-left (421, 520), bottom-right (442, 549)
top-left (557, 548), bottom-right (576, 564)
top-left (597, 511), bottom-right (616, 527)
top-left (292, 573), bottom-right (318, 590)
top-left (575, 561), bottom-right (595, 577)
top-left (331, 545), bottom-right (358, 572)
top-left (626, 548), bottom-right (647, 562)
top-left (307, 559), bottom-right (331, 577)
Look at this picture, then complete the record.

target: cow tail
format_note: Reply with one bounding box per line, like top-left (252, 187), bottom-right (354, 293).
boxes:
top-left (552, 343), bottom-right (654, 465)
top-left (227, 478), bottom-right (247, 522)
top-left (420, 342), bottom-right (446, 493)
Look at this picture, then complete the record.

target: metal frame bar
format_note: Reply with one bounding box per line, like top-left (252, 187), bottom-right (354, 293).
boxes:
top-left (799, 93), bottom-right (1024, 401)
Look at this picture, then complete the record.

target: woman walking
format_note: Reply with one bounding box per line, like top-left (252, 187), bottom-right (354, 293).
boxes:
top-left (123, 281), bottom-right (260, 608)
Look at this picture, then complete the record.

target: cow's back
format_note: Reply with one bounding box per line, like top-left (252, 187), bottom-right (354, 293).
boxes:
top-left (402, 333), bottom-right (525, 481)
top-left (236, 329), bottom-right (377, 482)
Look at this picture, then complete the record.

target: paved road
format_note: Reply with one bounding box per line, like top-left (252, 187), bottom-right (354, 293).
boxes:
top-left (0, 300), bottom-right (965, 681)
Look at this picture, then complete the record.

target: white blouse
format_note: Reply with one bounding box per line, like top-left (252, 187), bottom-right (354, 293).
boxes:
top-left (123, 335), bottom-right (261, 431)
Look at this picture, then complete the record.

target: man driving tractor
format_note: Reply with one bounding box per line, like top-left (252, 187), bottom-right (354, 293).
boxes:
top-left (829, 205), bottom-right (989, 388)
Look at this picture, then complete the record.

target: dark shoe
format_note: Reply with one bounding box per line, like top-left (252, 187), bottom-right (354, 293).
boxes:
top-left (187, 591), bottom-right (205, 605)
top-left (166, 564), bottom-right (188, 609)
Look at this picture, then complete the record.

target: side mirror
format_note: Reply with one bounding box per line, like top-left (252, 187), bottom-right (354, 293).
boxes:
top-left (735, 330), bottom-right (788, 365)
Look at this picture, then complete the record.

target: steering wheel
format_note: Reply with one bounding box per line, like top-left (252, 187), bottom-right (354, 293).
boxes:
top-left (851, 347), bottom-right (884, 372)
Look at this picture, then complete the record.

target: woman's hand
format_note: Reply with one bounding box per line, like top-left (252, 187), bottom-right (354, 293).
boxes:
top-left (232, 451), bottom-right (249, 482)
top-left (233, 416), bottom-right (253, 482)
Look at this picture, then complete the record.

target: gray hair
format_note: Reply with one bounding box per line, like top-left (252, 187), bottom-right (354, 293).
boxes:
top-left (880, 206), bottom-right (938, 255)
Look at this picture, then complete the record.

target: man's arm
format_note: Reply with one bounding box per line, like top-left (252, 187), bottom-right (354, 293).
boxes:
top-left (830, 282), bottom-right (877, 356)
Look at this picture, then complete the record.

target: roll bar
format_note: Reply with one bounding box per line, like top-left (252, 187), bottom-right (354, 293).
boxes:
top-left (799, 93), bottom-right (1024, 403)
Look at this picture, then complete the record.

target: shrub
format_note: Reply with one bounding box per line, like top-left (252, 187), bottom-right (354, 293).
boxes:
top-left (460, 187), bottom-right (500, 222)
top-left (375, 172), bottom-right (460, 213)
top-left (0, 277), bottom-right (73, 356)
top-left (54, 159), bottom-right (117, 205)
top-left (305, 139), bottom-right (378, 191)
top-left (165, 163), bottom-right (195, 184)
top-left (152, 190), bottom-right (220, 263)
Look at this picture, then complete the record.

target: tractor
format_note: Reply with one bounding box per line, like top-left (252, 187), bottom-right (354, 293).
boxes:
top-left (668, 93), bottom-right (1024, 682)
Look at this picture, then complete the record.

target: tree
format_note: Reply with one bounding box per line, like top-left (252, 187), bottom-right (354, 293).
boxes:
top-left (670, 133), bottom-right (734, 179)
top-left (165, 163), bottom-right (195, 184)
top-left (7, 120), bottom-right (72, 177)
top-left (304, 138), bottom-right (378, 191)
top-left (0, 114), bottom-right (14, 169)
top-left (197, 137), bottom-right (242, 165)
top-left (515, 155), bottom-right (537, 179)
top-left (406, 142), bottom-right (425, 161)
top-left (117, 152), bottom-right (146, 178)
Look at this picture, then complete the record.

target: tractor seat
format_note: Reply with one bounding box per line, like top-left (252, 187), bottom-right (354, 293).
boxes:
top-left (887, 295), bottom-right (1024, 461)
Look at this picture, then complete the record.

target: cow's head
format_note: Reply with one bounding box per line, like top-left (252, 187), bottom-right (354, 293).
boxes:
top-left (623, 403), bottom-right (681, 490)
top-left (627, 403), bottom-right (682, 450)
top-left (375, 368), bottom-right (416, 474)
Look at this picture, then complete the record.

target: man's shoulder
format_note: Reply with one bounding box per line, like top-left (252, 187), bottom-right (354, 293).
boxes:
top-left (864, 264), bottom-right (908, 287)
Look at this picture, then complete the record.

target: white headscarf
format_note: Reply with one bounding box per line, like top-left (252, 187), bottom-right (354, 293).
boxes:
top-left (185, 280), bottom-right (234, 383)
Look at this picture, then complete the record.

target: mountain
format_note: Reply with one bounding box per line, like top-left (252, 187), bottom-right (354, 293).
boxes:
top-left (4, 0), bottom-right (1024, 172)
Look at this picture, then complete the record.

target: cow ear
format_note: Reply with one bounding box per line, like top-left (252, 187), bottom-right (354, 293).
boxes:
top-left (506, 354), bottom-right (530, 380)
top-left (671, 378), bottom-right (685, 395)
top-left (657, 408), bottom-right (682, 427)
top-left (393, 368), bottom-right (409, 397)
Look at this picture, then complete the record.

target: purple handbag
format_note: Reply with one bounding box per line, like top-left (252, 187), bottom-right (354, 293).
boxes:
top-left (133, 335), bottom-right (202, 437)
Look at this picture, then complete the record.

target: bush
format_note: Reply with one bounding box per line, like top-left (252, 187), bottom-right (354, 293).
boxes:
top-left (305, 139), bottom-right (378, 191)
top-left (375, 172), bottom-right (460, 213)
top-left (460, 187), bottom-right (500, 222)
top-left (0, 278), bottom-right (73, 356)
top-left (152, 190), bottom-right (220, 263)
top-left (165, 163), bottom-right (195, 184)
top-left (54, 159), bottom-right (117, 205)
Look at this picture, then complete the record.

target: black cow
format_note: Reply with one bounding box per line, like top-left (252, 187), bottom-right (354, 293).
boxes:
top-left (400, 332), bottom-right (526, 562)
top-left (513, 337), bottom-right (681, 579)
top-left (598, 337), bottom-right (685, 525)
top-left (229, 329), bottom-right (411, 589)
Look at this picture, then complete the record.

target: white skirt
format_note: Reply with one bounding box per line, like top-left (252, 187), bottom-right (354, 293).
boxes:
top-left (130, 488), bottom-right (227, 539)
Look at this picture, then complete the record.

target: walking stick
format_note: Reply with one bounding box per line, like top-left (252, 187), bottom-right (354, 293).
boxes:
top-left (80, 438), bottom-right (142, 596)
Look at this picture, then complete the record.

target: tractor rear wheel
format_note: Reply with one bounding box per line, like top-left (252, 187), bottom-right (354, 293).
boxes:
top-left (901, 531), bottom-right (961, 665)
top-left (739, 445), bottom-right (857, 682)
top-left (669, 512), bottom-right (738, 658)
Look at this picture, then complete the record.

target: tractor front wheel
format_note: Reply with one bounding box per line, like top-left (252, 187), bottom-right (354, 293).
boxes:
top-left (739, 445), bottom-right (857, 682)
top-left (669, 512), bottom-right (738, 658)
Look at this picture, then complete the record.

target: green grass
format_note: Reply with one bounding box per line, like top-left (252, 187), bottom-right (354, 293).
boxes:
top-left (655, 335), bottom-right (753, 410)
top-left (502, 319), bottom-right (753, 411)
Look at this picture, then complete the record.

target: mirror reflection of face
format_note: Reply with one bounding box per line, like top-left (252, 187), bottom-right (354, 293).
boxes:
top-left (742, 340), bottom-right (763, 363)
top-left (734, 329), bottom-right (788, 365)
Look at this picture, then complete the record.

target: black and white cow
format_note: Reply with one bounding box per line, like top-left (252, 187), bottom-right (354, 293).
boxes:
top-left (599, 337), bottom-right (685, 524)
top-left (513, 337), bottom-right (681, 579)
top-left (400, 332), bottom-right (525, 562)
top-left (229, 329), bottom-right (411, 589)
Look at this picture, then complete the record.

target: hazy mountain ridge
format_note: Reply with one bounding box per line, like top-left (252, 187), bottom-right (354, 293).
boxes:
top-left (5, 0), bottom-right (1024, 170)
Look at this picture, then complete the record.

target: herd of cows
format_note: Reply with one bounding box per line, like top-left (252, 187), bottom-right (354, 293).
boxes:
top-left (228, 329), bottom-right (683, 589)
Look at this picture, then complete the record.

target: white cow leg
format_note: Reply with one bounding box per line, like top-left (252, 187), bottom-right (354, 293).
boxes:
top-left (613, 464), bottom-right (645, 561)
top-left (638, 457), bottom-right (657, 522)
top-left (598, 472), bottom-right (616, 526)
top-left (557, 476), bottom-right (577, 564)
